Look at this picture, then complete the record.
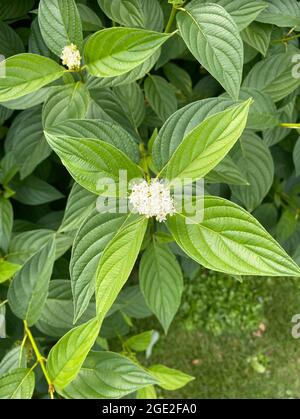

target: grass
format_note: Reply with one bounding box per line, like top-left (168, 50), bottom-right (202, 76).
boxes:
top-left (139, 276), bottom-right (300, 399)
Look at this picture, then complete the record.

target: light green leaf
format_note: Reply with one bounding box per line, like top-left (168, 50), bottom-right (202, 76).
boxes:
top-left (136, 385), bottom-right (157, 399)
top-left (84, 27), bottom-right (170, 77)
top-left (45, 133), bottom-right (143, 195)
top-left (243, 51), bottom-right (300, 102)
top-left (241, 22), bottom-right (272, 56)
top-left (59, 183), bottom-right (96, 233)
top-left (0, 260), bottom-right (21, 284)
top-left (149, 364), bottom-right (194, 391)
top-left (49, 119), bottom-right (139, 163)
top-left (8, 238), bottom-right (56, 325)
top-left (86, 50), bottom-right (160, 88)
top-left (140, 241), bottom-right (183, 333)
top-left (144, 75), bottom-right (177, 123)
top-left (46, 317), bottom-right (100, 389)
top-left (0, 368), bottom-right (35, 399)
top-left (167, 196), bottom-right (300, 276)
top-left (0, 54), bottom-right (65, 102)
top-left (125, 330), bottom-right (154, 352)
top-left (231, 133), bottom-right (274, 211)
top-left (43, 83), bottom-right (90, 129)
top-left (0, 197), bottom-right (13, 254)
top-left (163, 100), bottom-right (251, 182)
top-left (71, 209), bottom-right (128, 323)
top-left (96, 215), bottom-right (148, 321)
top-left (177, 2), bottom-right (243, 99)
top-left (38, 0), bottom-right (83, 57)
top-left (59, 351), bottom-right (157, 399)
top-left (98, 0), bottom-right (164, 31)
top-left (152, 97), bottom-right (233, 170)
top-left (256, 0), bottom-right (300, 28)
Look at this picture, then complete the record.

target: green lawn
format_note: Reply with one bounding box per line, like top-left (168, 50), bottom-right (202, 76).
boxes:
top-left (140, 276), bottom-right (300, 399)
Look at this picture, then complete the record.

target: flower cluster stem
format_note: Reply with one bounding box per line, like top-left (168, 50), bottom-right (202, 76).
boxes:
top-left (165, 6), bottom-right (177, 33)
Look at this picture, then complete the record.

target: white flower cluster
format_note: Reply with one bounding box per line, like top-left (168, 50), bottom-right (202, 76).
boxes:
top-left (129, 179), bottom-right (175, 222)
top-left (60, 44), bottom-right (81, 70)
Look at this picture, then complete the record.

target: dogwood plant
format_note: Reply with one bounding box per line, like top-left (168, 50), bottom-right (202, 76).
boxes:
top-left (1, 0), bottom-right (300, 400)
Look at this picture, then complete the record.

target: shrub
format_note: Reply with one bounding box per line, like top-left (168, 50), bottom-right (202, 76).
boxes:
top-left (0, 0), bottom-right (300, 399)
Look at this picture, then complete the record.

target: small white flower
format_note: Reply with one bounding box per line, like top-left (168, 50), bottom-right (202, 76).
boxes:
top-left (129, 179), bottom-right (175, 222)
top-left (61, 44), bottom-right (81, 70)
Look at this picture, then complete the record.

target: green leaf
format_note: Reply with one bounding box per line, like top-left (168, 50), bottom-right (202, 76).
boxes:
top-left (256, 0), bottom-right (300, 28)
top-left (71, 209), bottom-right (128, 323)
top-left (46, 317), bottom-right (100, 389)
top-left (28, 17), bottom-right (52, 58)
top-left (167, 196), bottom-right (300, 276)
top-left (239, 88), bottom-right (278, 130)
top-left (149, 364), bottom-right (194, 391)
top-left (7, 229), bottom-right (54, 265)
top-left (0, 368), bottom-right (35, 399)
top-left (96, 215), bottom-right (148, 321)
top-left (241, 22), bottom-right (272, 56)
top-left (293, 137), bottom-right (300, 176)
top-left (206, 155), bottom-right (249, 185)
top-left (0, 54), bottom-right (65, 103)
top-left (36, 280), bottom-right (95, 338)
top-left (0, 346), bottom-right (26, 376)
top-left (163, 62), bottom-right (193, 98)
top-left (0, 0), bottom-right (35, 21)
top-left (276, 210), bottom-right (297, 243)
top-left (5, 106), bottom-right (51, 179)
top-left (114, 82), bottom-right (145, 129)
top-left (77, 3), bottom-right (103, 32)
top-left (38, 0), bottom-right (83, 57)
top-left (59, 183), bottom-right (96, 233)
top-left (0, 197), bottom-right (13, 254)
top-left (202, 0), bottom-right (268, 31)
top-left (163, 100), bottom-right (251, 182)
top-left (125, 330), bottom-right (154, 352)
top-left (177, 2), bottom-right (243, 99)
top-left (140, 241), bottom-right (183, 333)
top-left (0, 260), bottom-right (21, 284)
top-left (59, 351), bottom-right (157, 399)
top-left (98, 0), bottom-right (164, 31)
top-left (12, 176), bottom-right (64, 206)
top-left (0, 21), bottom-right (24, 58)
top-left (86, 50), bottom-right (160, 88)
top-left (152, 97), bottom-right (233, 170)
top-left (230, 133), bottom-right (274, 211)
top-left (49, 119), bottom-right (139, 163)
top-left (84, 27), bottom-right (171, 77)
top-left (8, 237), bottom-right (56, 325)
top-left (144, 75), bottom-right (177, 123)
top-left (45, 133), bottom-right (143, 195)
top-left (243, 51), bottom-right (300, 103)
top-left (42, 83), bottom-right (90, 129)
